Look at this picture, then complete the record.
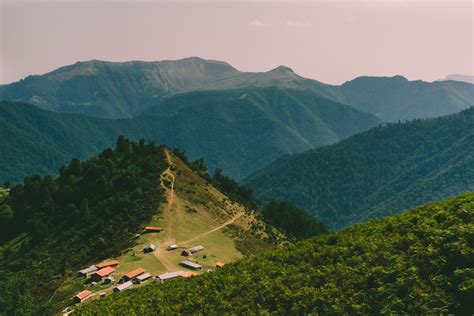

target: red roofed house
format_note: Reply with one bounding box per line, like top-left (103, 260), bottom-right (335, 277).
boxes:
top-left (95, 260), bottom-right (119, 269)
top-left (122, 268), bottom-right (145, 282)
top-left (215, 261), bottom-right (225, 268)
top-left (91, 266), bottom-right (115, 282)
top-left (73, 290), bottom-right (92, 304)
top-left (144, 226), bottom-right (163, 233)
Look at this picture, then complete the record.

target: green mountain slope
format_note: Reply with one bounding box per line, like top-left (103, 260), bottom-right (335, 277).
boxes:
top-left (0, 138), bottom-right (288, 314)
top-left (0, 89), bottom-right (380, 183)
top-left (1, 58), bottom-right (472, 121)
top-left (340, 76), bottom-right (474, 122)
top-left (0, 137), bottom-right (168, 314)
top-left (76, 193), bottom-right (474, 314)
top-left (0, 58), bottom-right (342, 119)
top-left (244, 107), bottom-right (474, 230)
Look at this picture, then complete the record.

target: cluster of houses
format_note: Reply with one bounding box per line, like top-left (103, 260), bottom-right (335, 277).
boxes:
top-left (72, 227), bottom-right (227, 306)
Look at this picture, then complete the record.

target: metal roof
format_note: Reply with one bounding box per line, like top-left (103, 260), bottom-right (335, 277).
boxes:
top-left (180, 260), bottom-right (202, 270)
top-left (157, 271), bottom-right (183, 281)
top-left (115, 281), bottom-right (133, 292)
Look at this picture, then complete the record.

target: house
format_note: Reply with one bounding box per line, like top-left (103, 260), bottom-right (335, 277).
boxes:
top-left (143, 226), bottom-right (162, 233)
top-left (95, 260), bottom-right (119, 269)
top-left (143, 244), bottom-right (156, 253)
top-left (77, 265), bottom-right (97, 278)
top-left (90, 266), bottom-right (115, 282)
top-left (215, 262), bottom-right (225, 268)
top-left (122, 268), bottom-right (145, 282)
top-left (99, 292), bottom-right (106, 299)
top-left (73, 290), bottom-right (92, 304)
top-left (155, 271), bottom-right (183, 283)
top-left (132, 272), bottom-right (152, 284)
top-left (179, 271), bottom-right (198, 278)
top-left (167, 244), bottom-right (178, 251)
top-left (103, 276), bottom-right (115, 284)
top-left (179, 260), bottom-right (202, 270)
top-left (181, 245), bottom-right (204, 256)
top-left (114, 281), bottom-right (133, 292)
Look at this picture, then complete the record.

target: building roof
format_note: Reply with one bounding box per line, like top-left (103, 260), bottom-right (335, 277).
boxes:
top-left (215, 261), bottom-right (225, 268)
top-left (157, 271), bottom-right (183, 281)
top-left (95, 266), bottom-right (115, 277)
top-left (75, 290), bottom-right (92, 300)
top-left (179, 271), bottom-right (198, 278)
top-left (134, 272), bottom-right (152, 281)
top-left (144, 226), bottom-right (162, 231)
top-left (95, 260), bottom-right (119, 269)
top-left (79, 265), bottom-right (97, 274)
top-left (115, 281), bottom-right (133, 292)
top-left (188, 245), bottom-right (204, 253)
top-left (124, 268), bottom-right (145, 279)
top-left (167, 244), bottom-right (178, 249)
top-left (180, 260), bottom-right (202, 270)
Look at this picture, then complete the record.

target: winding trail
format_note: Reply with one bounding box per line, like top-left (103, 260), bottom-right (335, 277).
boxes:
top-left (154, 150), bottom-right (177, 271)
top-left (180, 211), bottom-right (244, 245)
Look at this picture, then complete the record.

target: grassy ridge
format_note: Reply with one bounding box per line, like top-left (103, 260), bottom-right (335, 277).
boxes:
top-left (76, 193), bottom-right (474, 315)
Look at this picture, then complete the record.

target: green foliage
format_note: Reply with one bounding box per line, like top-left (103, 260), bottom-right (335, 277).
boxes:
top-left (76, 193), bottom-right (474, 314)
top-left (212, 168), bottom-right (259, 210)
top-left (0, 137), bottom-right (167, 312)
top-left (245, 107), bottom-right (474, 230)
top-left (0, 85), bottom-right (380, 183)
top-left (262, 200), bottom-right (326, 240)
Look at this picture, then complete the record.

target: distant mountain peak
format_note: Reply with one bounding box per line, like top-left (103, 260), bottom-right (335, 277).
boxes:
top-left (439, 74), bottom-right (474, 84)
top-left (269, 65), bottom-right (296, 74)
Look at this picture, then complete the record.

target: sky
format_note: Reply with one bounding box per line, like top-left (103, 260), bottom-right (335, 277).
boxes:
top-left (0, 0), bottom-right (473, 85)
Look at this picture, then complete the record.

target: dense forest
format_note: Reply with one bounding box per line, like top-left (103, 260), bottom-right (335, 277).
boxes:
top-left (245, 107), bottom-right (474, 230)
top-left (0, 87), bottom-right (379, 183)
top-left (0, 137), bottom-right (168, 314)
top-left (76, 193), bottom-right (474, 314)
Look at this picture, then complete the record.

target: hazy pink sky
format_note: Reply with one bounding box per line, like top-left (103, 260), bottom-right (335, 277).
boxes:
top-left (0, 0), bottom-right (473, 84)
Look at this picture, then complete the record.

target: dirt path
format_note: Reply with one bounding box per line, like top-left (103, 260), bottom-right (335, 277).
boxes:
top-left (160, 150), bottom-right (175, 241)
top-left (152, 248), bottom-right (175, 272)
top-left (180, 211), bottom-right (244, 245)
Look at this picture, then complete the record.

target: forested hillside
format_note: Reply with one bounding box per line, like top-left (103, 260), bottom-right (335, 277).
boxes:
top-left (76, 193), bottom-right (474, 314)
top-left (0, 88), bottom-right (379, 182)
top-left (245, 107), bottom-right (474, 230)
top-left (0, 138), bottom-right (168, 314)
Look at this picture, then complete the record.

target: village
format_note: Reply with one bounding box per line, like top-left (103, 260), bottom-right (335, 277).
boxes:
top-left (67, 226), bottom-right (226, 310)
top-left (58, 149), bottom-right (277, 315)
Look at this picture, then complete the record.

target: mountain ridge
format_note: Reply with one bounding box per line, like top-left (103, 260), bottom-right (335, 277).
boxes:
top-left (244, 106), bottom-right (474, 230)
top-left (2, 57), bottom-right (472, 121)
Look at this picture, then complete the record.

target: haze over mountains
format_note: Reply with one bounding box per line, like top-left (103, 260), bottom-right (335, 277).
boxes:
top-left (439, 74), bottom-right (474, 84)
top-left (245, 107), bottom-right (474, 230)
top-left (1, 57), bottom-right (473, 122)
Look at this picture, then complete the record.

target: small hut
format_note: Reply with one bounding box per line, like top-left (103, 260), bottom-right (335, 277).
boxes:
top-left (143, 244), bottom-right (156, 253)
top-left (73, 290), bottom-right (92, 304)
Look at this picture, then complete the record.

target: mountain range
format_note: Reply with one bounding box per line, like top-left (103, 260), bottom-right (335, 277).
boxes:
top-left (0, 87), bottom-right (380, 183)
top-left (1, 57), bottom-right (473, 122)
top-left (244, 107), bottom-right (474, 230)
